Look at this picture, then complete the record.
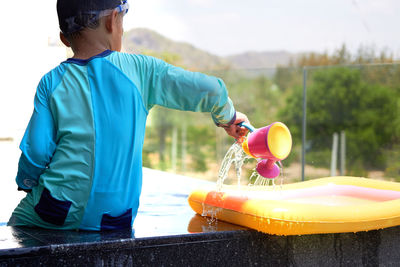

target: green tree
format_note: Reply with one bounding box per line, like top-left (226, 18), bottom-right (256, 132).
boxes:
top-left (280, 67), bottom-right (398, 173)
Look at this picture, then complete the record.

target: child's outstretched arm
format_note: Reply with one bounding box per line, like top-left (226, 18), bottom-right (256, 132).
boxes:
top-left (132, 55), bottom-right (248, 137)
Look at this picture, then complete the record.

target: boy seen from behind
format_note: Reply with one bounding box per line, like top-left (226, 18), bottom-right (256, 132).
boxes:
top-left (8, 0), bottom-right (249, 231)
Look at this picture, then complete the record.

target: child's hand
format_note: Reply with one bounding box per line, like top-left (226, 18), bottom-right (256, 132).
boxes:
top-left (221, 111), bottom-right (250, 142)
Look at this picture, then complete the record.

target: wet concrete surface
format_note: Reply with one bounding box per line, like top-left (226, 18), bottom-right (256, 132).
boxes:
top-left (2, 169), bottom-right (400, 266)
top-left (2, 220), bottom-right (400, 266)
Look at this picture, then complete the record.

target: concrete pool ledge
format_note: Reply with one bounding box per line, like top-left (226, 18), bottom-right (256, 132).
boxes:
top-left (2, 217), bottom-right (400, 266)
top-left (0, 219), bottom-right (250, 266)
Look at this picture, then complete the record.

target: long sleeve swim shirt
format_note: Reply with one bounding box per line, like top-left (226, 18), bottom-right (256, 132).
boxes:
top-left (9, 50), bottom-right (235, 230)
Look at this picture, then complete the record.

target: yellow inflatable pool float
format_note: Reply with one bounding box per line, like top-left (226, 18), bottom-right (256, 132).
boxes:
top-left (188, 176), bottom-right (400, 235)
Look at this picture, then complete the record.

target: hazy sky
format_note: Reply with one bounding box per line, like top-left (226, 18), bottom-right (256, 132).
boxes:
top-left (1, 0), bottom-right (399, 132)
top-left (14, 0), bottom-right (400, 57)
top-left (125, 0), bottom-right (400, 56)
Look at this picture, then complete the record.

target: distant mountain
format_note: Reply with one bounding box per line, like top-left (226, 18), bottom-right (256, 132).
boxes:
top-left (122, 28), bottom-right (230, 70)
top-left (122, 28), bottom-right (297, 70)
top-left (226, 51), bottom-right (296, 69)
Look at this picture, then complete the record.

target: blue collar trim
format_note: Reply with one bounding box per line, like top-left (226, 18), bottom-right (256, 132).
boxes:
top-left (64, 50), bottom-right (113, 65)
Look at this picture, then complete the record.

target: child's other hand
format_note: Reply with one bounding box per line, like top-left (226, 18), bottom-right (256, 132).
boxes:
top-left (222, 111), bottom-right (250, 142)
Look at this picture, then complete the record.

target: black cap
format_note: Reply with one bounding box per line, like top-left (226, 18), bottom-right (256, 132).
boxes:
top-left (57, 0), bottom-right (122, 35)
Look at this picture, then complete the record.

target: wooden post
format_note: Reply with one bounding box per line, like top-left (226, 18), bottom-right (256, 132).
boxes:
top-left (330, 132), bottom-right (339, 176)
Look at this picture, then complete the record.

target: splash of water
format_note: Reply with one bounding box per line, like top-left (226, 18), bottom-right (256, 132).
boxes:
top-left (216, 142), bottom-right (286, 190)
top-left (248, 161), bottom-right (285, 190)
top-left (234, 143), bottom-right (248, 188)
top-left (277, 161), bottom-right (285, 191)
top-left (203, 141), bottom-right (287, 222)
top-left (216, 142), bottom-right (249, 191)
top-left (201, 202), bottom-right (221, 225)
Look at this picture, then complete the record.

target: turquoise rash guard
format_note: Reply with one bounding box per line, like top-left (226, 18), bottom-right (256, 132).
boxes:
top-left (8, 50), bottom-right (235, 230)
